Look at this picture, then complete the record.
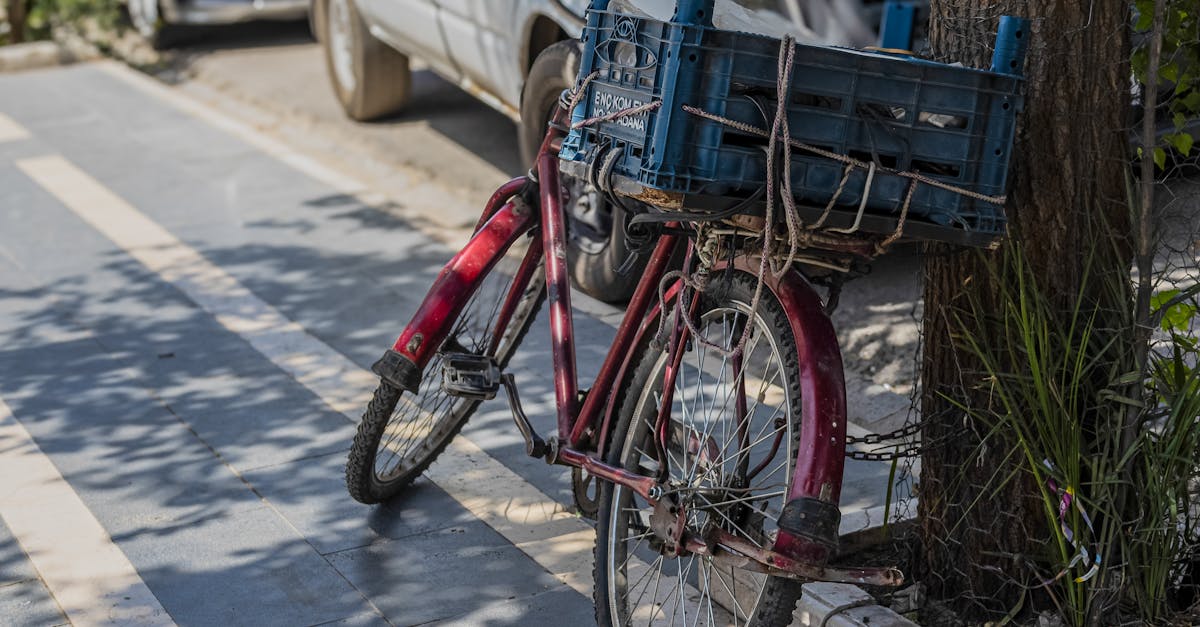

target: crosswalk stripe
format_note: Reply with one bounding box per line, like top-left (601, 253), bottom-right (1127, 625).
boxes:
top-left (0, 395), bottom-right (175, 626)
top-left (0, 112), bottom-right (30, 143)
top-left (15, 154), bottom-right (598, 596)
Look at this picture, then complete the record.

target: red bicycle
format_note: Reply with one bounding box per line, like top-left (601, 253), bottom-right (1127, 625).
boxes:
top-left (341, 95), bottom-right (902, 624)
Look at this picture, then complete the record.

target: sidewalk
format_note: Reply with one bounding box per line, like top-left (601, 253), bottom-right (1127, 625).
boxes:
top-left (0, 59), bottom-right (913, 625)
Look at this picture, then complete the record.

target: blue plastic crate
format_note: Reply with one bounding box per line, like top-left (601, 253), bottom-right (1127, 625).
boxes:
top-left (559, 0), bottom-right (1027, 245)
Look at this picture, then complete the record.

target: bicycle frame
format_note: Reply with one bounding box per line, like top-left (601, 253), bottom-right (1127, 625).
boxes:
top-left (370, 120), bottom-right (902, 588)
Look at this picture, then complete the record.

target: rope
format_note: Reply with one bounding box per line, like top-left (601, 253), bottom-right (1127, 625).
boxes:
top-left (876, 179), bottom-right (917, 255)
top-left (573, 100), bottom-right (663, 130)
top-left (828, 161), bottom-right (876, 235)
top-left (567, 70), bottom-right (663, 131)
top-left (565, 71), bottom-right (599, 119)
top-left (766, 37), bottom-right (802, 281)
top-left (681, 104), bottom-right (1008, 206)
top-left (808, 164), bottom-right (854, 230)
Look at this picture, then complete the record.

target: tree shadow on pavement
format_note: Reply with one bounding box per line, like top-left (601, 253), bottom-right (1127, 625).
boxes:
top-left (0, 190), bottom-right (590, 624)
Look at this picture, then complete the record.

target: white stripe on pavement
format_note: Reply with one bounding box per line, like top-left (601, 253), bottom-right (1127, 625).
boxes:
top-left (0, 396), bottom-right (175, 626)
top-left (0, 112), bottom-right (30, 143)
top-left (15, 154), bottom-right (597, 595)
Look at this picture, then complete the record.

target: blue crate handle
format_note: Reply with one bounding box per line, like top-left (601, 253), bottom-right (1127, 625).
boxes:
top-left (671, 0), bottom-right (715, 25)
top-left (585, 0), bottom-right (715, 24)
top-left (990, 16), bottom-right (1030, 76)
top-left (879, 1), bottom-right (917, 51)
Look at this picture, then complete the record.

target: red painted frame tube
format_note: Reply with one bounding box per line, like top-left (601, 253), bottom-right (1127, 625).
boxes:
top-left (488, 234), bottom-right (544, 353)
top-left (595, 279), bottom-right (680, 456)
top-left (556, 446), bottom-right (659, 502)
top-left (537, 151), bottom-right (579, 438)
top-left (654, 263), bottom-right (698, 474)
top-left (569, 230), bottom-right (681, 448)
top-left (390, 201), bottom-right (537, 368)
top-left (474, 177), bottom-right (528, 233)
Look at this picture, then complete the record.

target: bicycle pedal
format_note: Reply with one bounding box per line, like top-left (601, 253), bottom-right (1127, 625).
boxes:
top-left (440, 353), bottom-right (501, 400)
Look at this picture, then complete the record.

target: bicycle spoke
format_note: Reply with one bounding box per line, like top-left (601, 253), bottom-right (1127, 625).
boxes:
top-left (692, 487), bottom-right (788, 509)
top-left (609, 288), bottom-right (799, 626)
top-left (675, 555), bottom-right (687, 626)
top-left (698, 560), bottom-right (716, 627)
top-left (629, 553), bottom-right (666, 610)
top-left (710, 563), bottom-right (750, 621)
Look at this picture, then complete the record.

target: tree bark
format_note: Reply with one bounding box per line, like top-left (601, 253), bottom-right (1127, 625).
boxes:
top-left (5, 0), bottom-right (27, 44)
top-left (5, 0), bottom-right (26, 43)
top-left (919, 0), bottom-right (1131, 620)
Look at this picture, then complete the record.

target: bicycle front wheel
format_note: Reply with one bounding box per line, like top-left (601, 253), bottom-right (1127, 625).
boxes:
top-left (346, 246), bottom-right (545, 504)
top-left (594, 271), bottom-right (805, 626)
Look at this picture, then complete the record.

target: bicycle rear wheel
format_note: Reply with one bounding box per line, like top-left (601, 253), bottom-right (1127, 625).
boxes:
top-left (346, 244), bottom-right (545, 504)
top-left (594, 271), bottom-right (805, 626)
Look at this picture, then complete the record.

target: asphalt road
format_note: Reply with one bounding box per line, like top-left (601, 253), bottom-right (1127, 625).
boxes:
top-left (0, 57), bottom-right (907, 626)
top-left (150, 19), bottom-right (522, 230)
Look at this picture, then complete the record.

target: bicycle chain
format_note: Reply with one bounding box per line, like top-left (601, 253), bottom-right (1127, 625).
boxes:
top-left (846, 447), bottom-right (921, 462)
top-left (845, 420), bottom-right (923, 461)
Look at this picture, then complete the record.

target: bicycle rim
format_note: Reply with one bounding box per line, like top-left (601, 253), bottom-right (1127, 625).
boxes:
top-left (604, 288), bottom-right (800, 625)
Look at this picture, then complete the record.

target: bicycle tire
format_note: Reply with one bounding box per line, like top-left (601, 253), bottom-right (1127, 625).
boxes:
top-left (594, 270), bottom-right (805, 626)
top-left (346, 250), bottom-right (545, 504)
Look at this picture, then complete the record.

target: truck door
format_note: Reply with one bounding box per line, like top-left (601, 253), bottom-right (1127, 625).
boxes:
top-left (356, 0), bottom-right (457, 78)
top-left (434, 0), bottom-right (523, 114)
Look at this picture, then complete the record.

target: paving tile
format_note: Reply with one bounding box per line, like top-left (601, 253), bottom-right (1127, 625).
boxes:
top-left (0, 166), bottom-right (119, 274)
top-left (117, 504), bottom-right (370, 627)
top-left (0, 64), bottom-right (655, 627)
top-left (243, 451), bottom-right (477, 556)
top-left (1, 393), bottom-right (263, 539)
top-left (326, 522), bottom-right (564, 626)
top-left (431, 586), bottom-right (594, 626)
top-left (176, 391), bottom-right (353, 473)
top-left (0, 579), bottom-right (68, 626)
top-left (308, 611), bottom-right (391, 627)
top-left (0, 518), bottom-right (36, 588)
top-left (0, 336), bottom-right (125, 399)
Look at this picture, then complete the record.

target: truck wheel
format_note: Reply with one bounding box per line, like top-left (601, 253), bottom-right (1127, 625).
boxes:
top-left (520, 40), bottom-right (643, 304)
top-left (321, 0), bottom-right (412, 121)
top-left (126, 0), bottom-right (183, 50)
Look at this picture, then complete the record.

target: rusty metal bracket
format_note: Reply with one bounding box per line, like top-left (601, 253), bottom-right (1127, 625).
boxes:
top-left (649, 494), bottom-right (688, 558)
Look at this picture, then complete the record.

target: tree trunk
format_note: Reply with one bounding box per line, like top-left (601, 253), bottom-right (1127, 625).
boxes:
top-left (919, 0), bottom-right (1131, 620)
top-left (5, 0), bottom-right (27, 44)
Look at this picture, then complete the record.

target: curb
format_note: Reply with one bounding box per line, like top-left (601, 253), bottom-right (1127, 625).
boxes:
top-left (0, 39), bottom-right (99, 73)
top-left (794, 583), bottom-right (918, 626)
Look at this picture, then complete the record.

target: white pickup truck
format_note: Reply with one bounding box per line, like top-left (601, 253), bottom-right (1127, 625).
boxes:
top-left (309, 0), bottom-right (898, 301)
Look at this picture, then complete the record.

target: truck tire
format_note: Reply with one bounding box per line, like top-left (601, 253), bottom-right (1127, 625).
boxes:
top-left (520, 40), bottom-right (643, 303)
top-left (321, 0), bottom-right (412, 121)
top-left (126, 0), bottom-right (184, 50)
